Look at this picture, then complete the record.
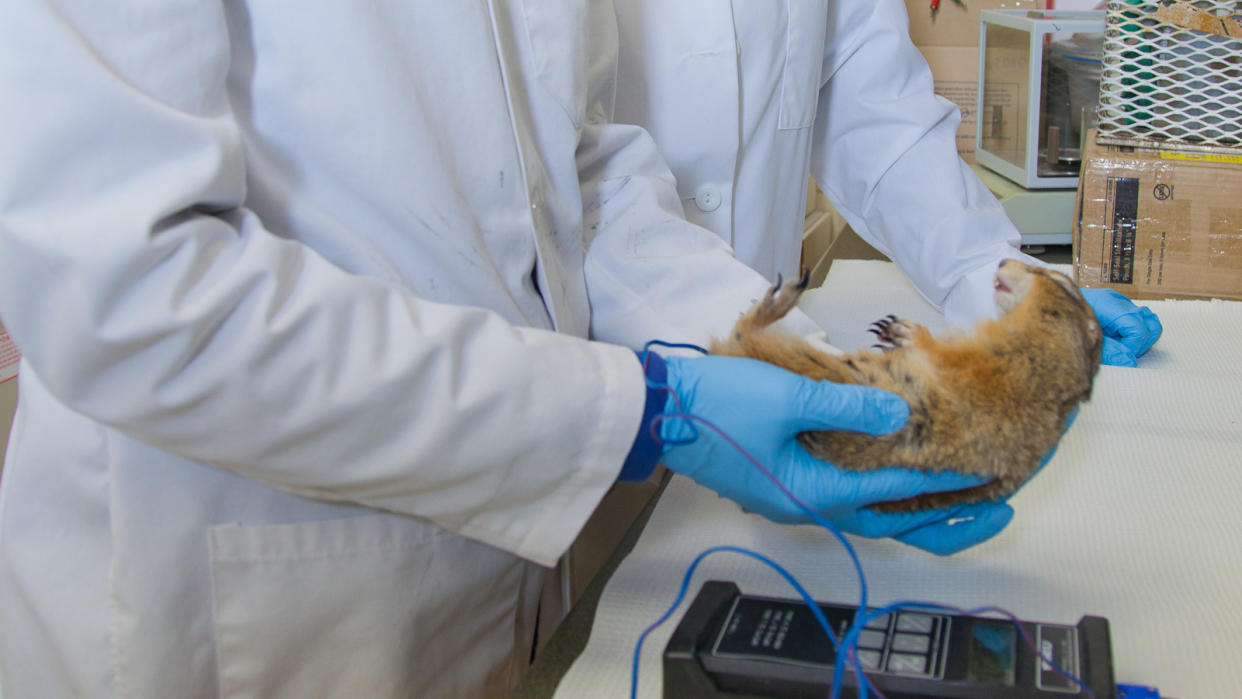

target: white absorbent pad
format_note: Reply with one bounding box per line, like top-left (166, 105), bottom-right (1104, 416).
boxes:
top-left (554, 260), bottom-right (1242, 699)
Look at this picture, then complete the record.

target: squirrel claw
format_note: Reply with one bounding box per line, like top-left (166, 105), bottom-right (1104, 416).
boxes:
top-left (793, 269), bottom-right (811, 291)
top-left (868, 314), bottom-right (908, 348)
top-left (766, 274), bottom-right (784, 299)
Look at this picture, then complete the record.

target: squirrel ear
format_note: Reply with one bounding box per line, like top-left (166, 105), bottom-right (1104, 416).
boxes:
top-left (1046, 269), bottom-right (1083, 299)
top-left (1078, 317), bottom-right (1105, 397)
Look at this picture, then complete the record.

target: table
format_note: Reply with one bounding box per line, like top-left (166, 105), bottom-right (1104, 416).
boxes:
top-left (547, 260), bottom-right (1242, 699)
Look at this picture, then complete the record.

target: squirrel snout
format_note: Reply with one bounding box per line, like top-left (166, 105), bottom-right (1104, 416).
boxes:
top-left (993, 261), bottom-right (1037, 314)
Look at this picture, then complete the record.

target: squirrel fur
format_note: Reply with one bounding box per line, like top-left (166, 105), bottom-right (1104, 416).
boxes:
top-left (710, 260), bottom-right (1103, 512)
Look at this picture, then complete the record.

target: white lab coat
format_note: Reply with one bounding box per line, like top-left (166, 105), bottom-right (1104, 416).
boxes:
top-left (613, 0), bottom-right (1038, 326)
top-left (0, 2), bottom-right (816, 697)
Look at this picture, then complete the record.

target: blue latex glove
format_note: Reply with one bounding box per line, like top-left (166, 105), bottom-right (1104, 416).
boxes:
top-left (656, 355), bottom-right (1013, 554)
top-left (1080, 288), bottom-right (1163, 367)
top-left (879, 407), bottom-right (1083, 556)
top-left (896, 406), bottom-right (1081, 554)
top-left (891, 501), bottom-right (1014, 555)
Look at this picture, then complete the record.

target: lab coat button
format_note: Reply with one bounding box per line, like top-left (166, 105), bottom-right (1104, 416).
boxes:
top-left (693, 185), bottom-right (722, 212)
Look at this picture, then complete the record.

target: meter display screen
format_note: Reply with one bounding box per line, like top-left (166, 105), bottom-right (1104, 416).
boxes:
top-left (965, 619), bottom-right (1017, 686)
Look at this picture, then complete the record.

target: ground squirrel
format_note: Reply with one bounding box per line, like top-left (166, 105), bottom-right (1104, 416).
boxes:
top-left (711, 260), bottom-right (1103, 512)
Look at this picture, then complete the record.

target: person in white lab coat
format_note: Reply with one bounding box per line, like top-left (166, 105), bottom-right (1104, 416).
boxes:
top-left (0, 2), bottom-right (1045, 698)
top-left (613, 0), bottom-right (1162, 365)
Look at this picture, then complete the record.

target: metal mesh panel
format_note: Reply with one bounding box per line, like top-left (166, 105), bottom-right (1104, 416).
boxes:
top-left (1098, 0), bottom-right (1242, 153)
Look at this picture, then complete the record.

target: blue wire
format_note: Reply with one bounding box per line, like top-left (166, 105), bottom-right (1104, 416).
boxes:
top-left (638, 341), bottom-right (708, 446)
top-left (629, 546), bottom-right (846, 699)
top-left (632, 341), bottom-right (877, 698)
top-left (632, 411), bottom-right (879, 698)
top-left (628, 343), bottom-right (1094, 698)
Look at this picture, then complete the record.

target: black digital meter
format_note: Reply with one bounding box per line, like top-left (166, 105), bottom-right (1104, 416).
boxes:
top-left (663, 581), bottom-right (1114, 698)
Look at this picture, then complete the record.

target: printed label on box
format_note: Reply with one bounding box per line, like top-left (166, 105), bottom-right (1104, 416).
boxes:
top-left (0, 327), bottom-right (20, 383)
top-left (1107, 177), bottom-right (1139, 284)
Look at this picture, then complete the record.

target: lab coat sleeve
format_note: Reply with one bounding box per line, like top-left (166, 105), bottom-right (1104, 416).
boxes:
top-left (811, 0), bottom-right (1041, 327)
top-left (576, 18), bottom-right (821, 348)
top-left (0, 1), bottom-right (643, 566)
top-left (579, 120), bottom-right (799, 347)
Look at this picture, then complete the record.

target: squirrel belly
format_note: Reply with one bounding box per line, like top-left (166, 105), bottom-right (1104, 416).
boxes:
top-left (710, 261), bottom-right (1102, 513)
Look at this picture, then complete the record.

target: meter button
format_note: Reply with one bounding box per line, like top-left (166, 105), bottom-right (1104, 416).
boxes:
top-left (891, 633), bottom-right (931, 654)
top-left (864, 614), bottom-right (890, 630)
top-left (887, 652), bottom-right (929, 675)
top-left (857, 630), bottom-right (887, 650)
top-left (857, 650), bottom-right (882, 671)
top-left (896, 613), bottom-right (935, 633)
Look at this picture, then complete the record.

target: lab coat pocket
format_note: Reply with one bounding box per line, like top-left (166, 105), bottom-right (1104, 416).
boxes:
top-left (208, 513), bottom-right (528, 699)
top-left (779, 1), bottom-right (829, 130)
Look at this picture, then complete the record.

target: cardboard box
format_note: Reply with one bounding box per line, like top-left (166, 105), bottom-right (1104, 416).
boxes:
top-left (907, 0), bottom-right (1045, 47)
top-left (918, 45), bottom-right (987, 164)
top-left (802, 179), bottom-right (848, 286)
top-left (1073, 132), bottom-right (1242, 301)
top-left (906, 0), bottom-right (1043, 164)
top-left (0, 319), bottom-right (19, 480)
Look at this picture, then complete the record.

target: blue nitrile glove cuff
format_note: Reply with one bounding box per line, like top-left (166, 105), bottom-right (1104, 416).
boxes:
top-left (618, 351), bottom-right (667, 482)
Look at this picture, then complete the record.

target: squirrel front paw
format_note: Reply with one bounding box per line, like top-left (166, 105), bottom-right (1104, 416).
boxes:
top-left (867, 315), bottom-right (915, 350)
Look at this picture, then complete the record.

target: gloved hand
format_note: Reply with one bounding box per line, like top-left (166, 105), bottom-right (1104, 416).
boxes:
top-left (895, 406), bottom-right (1080, 554)
top-left (655, 354), bottom-right (1013, 554)
top-left (824, 384), bottom-right (1078, 556)
top-left (891, 501), bottom-right (1014, 556)
top-left (1080, 288), bottom-right (1163, 367)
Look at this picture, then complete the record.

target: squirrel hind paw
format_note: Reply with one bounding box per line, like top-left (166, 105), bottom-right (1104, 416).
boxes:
top-left (754, 271), bottom-right (811, 321)
top-left (793, 268), bottom-right (810, 291)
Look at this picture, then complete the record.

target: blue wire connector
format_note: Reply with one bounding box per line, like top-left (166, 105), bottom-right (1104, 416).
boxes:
top-left (1116, 684), bottom-right (1160, 699)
